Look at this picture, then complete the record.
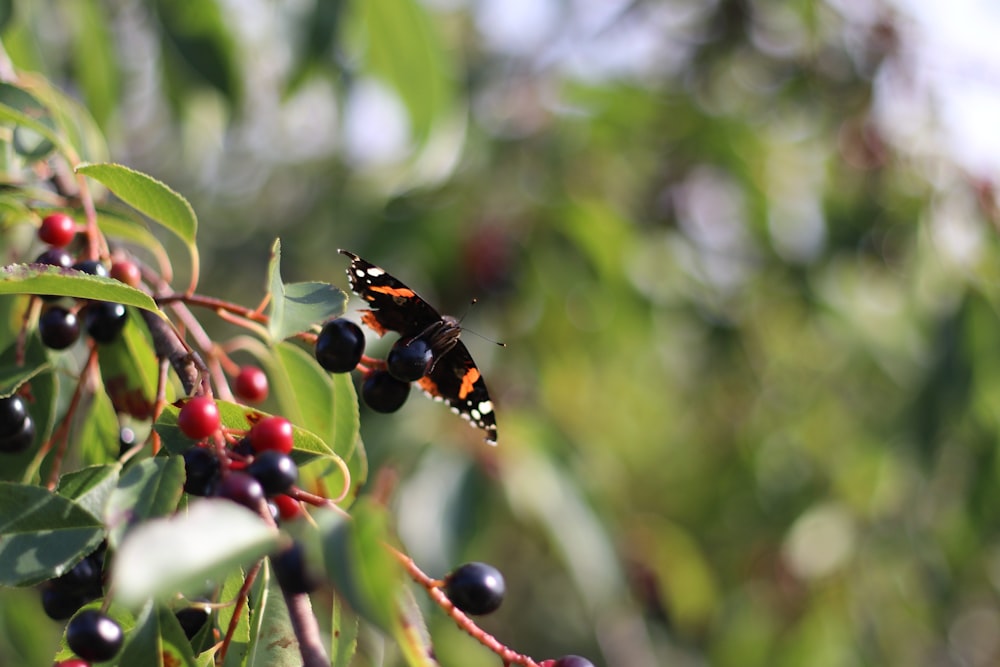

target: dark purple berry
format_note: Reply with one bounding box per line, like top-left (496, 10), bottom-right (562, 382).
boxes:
top-left (386, 336), bottom-right (433, 382)
top-left (271, 541), bottom-right (321, 594)
top-left (0, 414), bottom-right (34, 453)
top-left (315, 318), bottom-right (365, 373)
top-left (175, 605), bottom-right (211, 640)
top-left (38, 307), bottom-right (80, 349)
top-left (361, 370), bottom-right (410, 413)
top-left (66, 609), bottom-right (123, 662)
top-left (40, 585), bottom-right (88, 621)
top-left (553, 656), bottom-right (595, 667)
top-left (217, 472), bottom-right (265, 511)
top-left (34, 247), bottom-right (72, 268)
top-left (247, 450), bottom-right (298, 495)
top-left (71, 260), bottom-right (109, 278)
top-left (443, 562), bottom-right (505, 616)
top-left (182, 446), bottom-right (221, 497)
top-left (0, 395), bottom-right (28, 438)
top-left (81, 302), bottom-right (127, 343)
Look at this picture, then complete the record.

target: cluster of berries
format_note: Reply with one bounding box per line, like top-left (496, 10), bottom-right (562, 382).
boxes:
top-left (33, 213), bottom-right (138, 350)
top-left (315, 318), bottom-right (431, 413)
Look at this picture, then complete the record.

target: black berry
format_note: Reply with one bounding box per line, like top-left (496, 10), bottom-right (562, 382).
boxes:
top-left (217, 472), bottom-right (265, 511)
top-left (247, 450), bottom-right (298, 495)
top-left (386, 336), bottom-right (433, 382)
top-left (175, 604), bottom-right (211, 640)
top-left (71, 260), bottom-right (109, 278)
top-left (40, 585), bottom-right (88, 621)
top-left (0, 414), bottom-right (34, 453)
top-left (81, 302), bottom-right (127, 343)
top-left (443, 562), bottom-right (505, 616)
top-left (34, 247), bottom-right (73, 268)
top-left (552, 657), bottom-right (595, 667)
top-left (66, 609), bottom-right (124, 662)
top-left (182, 446), bottom-right (221, 497)
top-left (271, 541), bottom-right (320, 594)
top-left (315, 318), bottom-right (365, 373)
top-left (361, 370), bottom-right (410, 413)
top-left (38, 307), bottom-right (80, 349)
top-left (0, 395), bottom-right (28, 438)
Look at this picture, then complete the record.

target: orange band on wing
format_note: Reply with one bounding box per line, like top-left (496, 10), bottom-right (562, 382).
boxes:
top-left (458, 368), bottom-right (480, 399)
top-left (369, 285), bottom-right (416, 298)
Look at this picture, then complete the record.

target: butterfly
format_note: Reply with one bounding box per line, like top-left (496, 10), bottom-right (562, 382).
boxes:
top-left (339, 250), bottom-right (497, 445)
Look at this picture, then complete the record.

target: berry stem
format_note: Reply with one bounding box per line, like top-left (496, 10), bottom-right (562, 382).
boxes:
top-left (156, 292), bottom-right (270, 324)
top-left (389, 547), bottom-right (542, 667)
top-left (219, 559), bottom-right (262, 664)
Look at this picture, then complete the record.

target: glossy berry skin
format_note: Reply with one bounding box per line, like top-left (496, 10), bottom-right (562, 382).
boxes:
top-left (0, 414), bottom-right (34, 453)
top-left (182, 446), bottom-right (221, 496)
top-left (38, 307), bottom-right (81, 350)
top-left (0, 395), bottom-right (28, 438)
top-left (81, 302), bottom-right (127, 344)
top-left (40, 585), bottom-right (88, 621)
top-left (35, 247), bottom-right (73, 268)
top-left (110, 259), bottom-right (142, 287)
top-left (271, 542), bottom-right (320, 594)
top-left (53, 659), bottom-right (91, 667)
top-left (551, 656), bottom-right (595, 667)
top-left (443, 562), bottom-right (505, 616)
top-left (361, 370), bottom-right (410, 413)
top-left (386, 336), bottom-right (433, 382)
top-left (249, 416), bottom-right (294, 454)
top-left (247, 450), bottom-right (298, 495)
top-left (38, 213), bottom-right (76, 247)
top-left (234, 366), bottom-right (268, 404)
top-left (71, 260), bottom-right (109, 278)
top-left (177, 397), bottom-right (221, 440)
top-left (217, 472), bottom-right (265, 512)
top-left (66, 609), bottom-right (124, 662)
top-left (272, 494), bottom-right (302, 521)
top-left (315, 318), bottom-right (365, 373)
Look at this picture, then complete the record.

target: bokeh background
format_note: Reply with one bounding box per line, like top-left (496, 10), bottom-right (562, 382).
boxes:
top-left (5, 0), bottom-right (1000, 665)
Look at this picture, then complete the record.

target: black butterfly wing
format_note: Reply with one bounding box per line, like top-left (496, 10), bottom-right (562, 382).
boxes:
top-left (418, 342), bottom-right (497, 445)
top-left (339, 249), bottom-right (442, 337)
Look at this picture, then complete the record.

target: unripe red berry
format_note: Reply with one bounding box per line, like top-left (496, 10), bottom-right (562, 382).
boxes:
top-left (110, 260), bottom-right (142, 287)
top-left (177, 397), bottom-right (221, 440)
top-left (38, 213), bottom-right (76, 247)
top-left (234, 366), bottom-right (268, 404)
top-left (249, 416), bottom-right (294, 454)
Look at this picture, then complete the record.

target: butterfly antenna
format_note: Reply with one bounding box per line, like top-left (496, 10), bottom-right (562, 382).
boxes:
top-left (459, 298), bottom-right (506, 347)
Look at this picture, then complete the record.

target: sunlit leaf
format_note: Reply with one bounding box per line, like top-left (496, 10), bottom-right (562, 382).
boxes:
top-left (55, 464), bottom-right (121, 521)
top-left (245, 560), bottom-right (300, 667)
top-left (105, 456), bottom-right (185, 548)
top-left (267, 239), bottom-right (346, 341)
top-left (118, 601), bottom-right (198, 667)
top-left (97, 310), bottom-right (162, 420)
top-left (0, 263), bottom-right (159, 312)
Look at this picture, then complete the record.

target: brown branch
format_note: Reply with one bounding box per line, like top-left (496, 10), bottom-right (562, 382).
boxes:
top-left (284, 589), bottom-right (329, 667)
top-left (139, 308), bottom-right (203, 395)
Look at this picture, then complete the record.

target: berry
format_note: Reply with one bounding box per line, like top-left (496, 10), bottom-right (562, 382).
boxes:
top-left (0, 414), bottom-right (34, 453)
top-left (175, 604), bottom-right (211, 640)
top-left (217, 472), bottom-right (265, 511)
top-left (247, 450), bottom-right (298, 495)
top-left (38, 213), bottom-right (76, 247)
top-left (271, 541), bottom-right (320, 594)
top-left (38, 307), bottom-right (80, 349)
top-left (177, 397), bottom-right (220, 440)
top-left (71, 260), bottom-right (109, 278)
top-left (234, 366), bottom-right (268, 404)
top-left (40, 585), bottom-right (88, 621)
top-left (386, 336), bottom-right (433, 382)
top-left (551, 657), bottom-right (595, 667)
top-left (182, 446), bottom-right (221, 496)
top-left (248, 416), bottom-right (294, 454)
top-left (118, 427), bottom-right (137, 457)
top-left (34, 247), bottom-right (73, 268)
top-left (110, 259), bottom-right (142, 287)
top-left (81, 302), bottom-right (127, 344)
top-left (66, 609), bottom-right (123, 662)
top-left (54, 659), bottom-right (91, 667)
top-left (0, 395), bottom-right (28, 438)
top-left (272, 494), bottom-right (302, 521)
top-left (361, 370), bottom-right (410, 413)
top-left (443, 562), bottom-right (505, 616)
top-left (315, 318), bottom-right (365, 373)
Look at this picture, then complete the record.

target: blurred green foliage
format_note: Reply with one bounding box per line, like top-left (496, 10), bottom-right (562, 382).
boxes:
top-left (3, 0), bottom-right (1000, 666)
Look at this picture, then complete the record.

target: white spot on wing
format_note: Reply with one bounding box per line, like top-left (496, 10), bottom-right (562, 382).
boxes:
top-left (367, 267), bottom-right (385, 276)
top-left (477, 401), bottom-right (493, 415)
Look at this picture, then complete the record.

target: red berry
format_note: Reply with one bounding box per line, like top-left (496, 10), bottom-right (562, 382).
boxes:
top-left (272, 494), bottom-right (302, 521)
top-left (38, 213), bottom-right (76, 247)
top-left (249, 416), bottom-right (293, 454)
top-left (54, 659), bottom-right (91, 667)
top-left (177, 396), bottom-right (221, 440)
top-left (110, 260), bottom-right (142, 287)
top-left (234, 366), bottom-right (268, 404)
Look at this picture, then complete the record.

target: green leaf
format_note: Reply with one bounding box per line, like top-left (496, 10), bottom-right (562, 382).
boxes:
top-left (56, 464), bottom-right (121, 520)
top-left (106, 456), bottom-right (185, 548)
top-left (155, 399), bottom-right (335, 465)
top-left (319, 501), bottom-right (402, 632)
top-left (53, 600), bottom-right (137, 663)
top-left (75, 162), bottom-right (198, 246)
top-left (353, 0), bottom-right (454, 144)
top-left (97, 310), bottom-right (163, 420)
top-left (0, 0), bottom-right (13, 33)
top-left (218, 566), bottom-right (251, 667)
top-left (118, 602), bottom-right (198, 667)
top-left (0, 83), bottom-right (61, 160)
top-left (0, 482), bottom-right (104, 586)
top-left (97, 208), bottom-right (168, 259)
top-left (330, 596), bottom-right (359, 667)
top-left (0, 263), bottom-right (160, 312)
top-left (113, 499), bottom-right (280, 608)
top-left (69, 0), bottom-right (119, 130)
top-left (75, 379), bottom-right (122, 466)
top-left (245, 560), bottom-right (300, 667)
top-left (269, 341), bottom-right (336, 444)
top-left (0, 349), bottom-right (49, 397)
top-left (395, 586), bottom-right (439, 667)
top-left (267, 239), bottom-right (346, 341)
